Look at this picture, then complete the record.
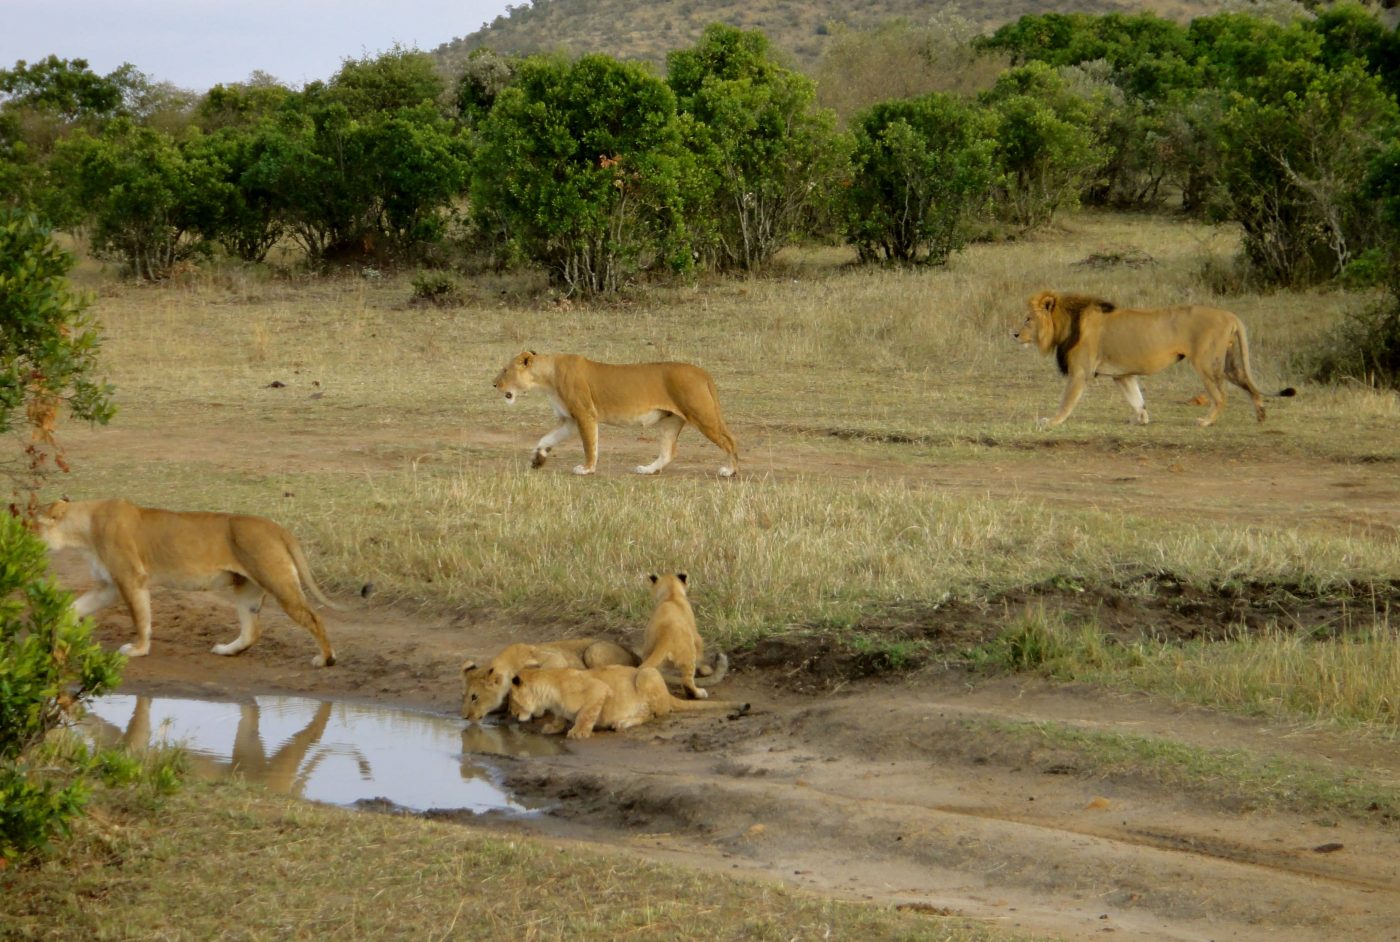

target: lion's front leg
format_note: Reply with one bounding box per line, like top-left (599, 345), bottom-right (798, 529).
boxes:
top-left (532, 419), bottom-right (578, 469)
top-left (1046, 373), bottom-right (1090, 428)
top-left (572, 415), bottom-right (599, 476)
top-left (566, 690), bottom-right (609, 738)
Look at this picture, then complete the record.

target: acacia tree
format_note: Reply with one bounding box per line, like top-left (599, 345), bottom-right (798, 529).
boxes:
top-left (471, 54), bottom-right (691, 294)
top-left (668, 25), bottom-right (847, 272)
top-left (844, 92), bottom-right (995, 265)
top-left (0, 210), bottom-right (122, 865)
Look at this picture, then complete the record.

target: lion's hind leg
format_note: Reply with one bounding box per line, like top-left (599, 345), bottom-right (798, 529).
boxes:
top-left (636, 413), bottom-right (685, 475)
top-left (687, 409), bottom-right (739, 478)
top-left (1191, 359), bottom-right (1229, 427)
top-left (212, 574), bottom-right (266, 658)
top-left (1113, 376), bottom-right (1150, 425)
top-left (254, 559), bottom-right (337, 667)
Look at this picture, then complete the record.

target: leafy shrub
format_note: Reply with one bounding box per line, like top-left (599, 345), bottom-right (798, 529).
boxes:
top-left (409, 271), bottom-right (464, 306)
top-left (0, 512), bottom-right (125, 864)
top-left (843, 92), bottom-right (994, 265)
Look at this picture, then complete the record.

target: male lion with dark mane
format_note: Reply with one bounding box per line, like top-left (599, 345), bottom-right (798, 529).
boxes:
top-left (492, 351), bottom-right (739, 477)
top-left (1014, 290), bottom-right (1295, 428)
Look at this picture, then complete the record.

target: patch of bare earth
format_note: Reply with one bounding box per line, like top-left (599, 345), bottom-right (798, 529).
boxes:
top-left (50, 419), bottom-right (1400, 942)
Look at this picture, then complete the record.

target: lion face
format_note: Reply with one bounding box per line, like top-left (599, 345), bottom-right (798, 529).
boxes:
top-left (461, 662), bottom-right (512, 721)
top-left (492, 351), bottom-right (539, 404)
top-left (31, 499), bottom-right (73, 550)
top-left (1014, 292), bottom-right (1058, 354)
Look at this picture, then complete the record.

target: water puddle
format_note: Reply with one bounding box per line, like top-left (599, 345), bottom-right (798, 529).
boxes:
top-left (82, 693), bottom-right (564, 815)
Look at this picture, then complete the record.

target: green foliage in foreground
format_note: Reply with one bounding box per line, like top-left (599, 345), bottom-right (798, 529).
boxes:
top-left (0, 513), bottom-right (125, 864)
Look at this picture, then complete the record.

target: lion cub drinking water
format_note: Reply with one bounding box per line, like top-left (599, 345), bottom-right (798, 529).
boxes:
top-left (461, 638), bottom-right (638, 721)
top-left (36, 498), bottom-right (340, 667)
top-left (508, 664), bottom-right (747, 739)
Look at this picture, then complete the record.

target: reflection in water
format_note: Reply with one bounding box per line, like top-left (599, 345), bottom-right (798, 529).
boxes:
top-left (83, 694), bottom-right (555, 814)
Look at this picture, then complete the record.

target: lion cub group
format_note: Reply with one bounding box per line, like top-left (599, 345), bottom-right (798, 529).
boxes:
top-left (461, 573), bottom-right (747, 739)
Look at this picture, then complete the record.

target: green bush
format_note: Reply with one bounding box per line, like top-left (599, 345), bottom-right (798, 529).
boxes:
top-left (843, 92), bottom-right (994, 264)
top-left (0, 512), bottom-right (124, 864)
top-left (471, 54), bottom-right (690, 294)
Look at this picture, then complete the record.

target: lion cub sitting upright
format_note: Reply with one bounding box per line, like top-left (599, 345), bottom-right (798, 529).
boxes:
top-left (461, 638), bottom-right (638, 721)
top-left (508, 664), bottom-right (746, 739)
top-left (640, 572), bottom-right (726, 699)
top-left (35, 498), bottom-right (340, 667)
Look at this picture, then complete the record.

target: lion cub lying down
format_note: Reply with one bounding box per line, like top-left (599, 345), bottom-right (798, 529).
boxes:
top-left (461, 638), bottom-right (637, 721)
top-left (35, 497), bottom-right (339, 667)
top-left (508, 665), bottom-right (748, 739)
top-left (461, 629), bottom-right (730, 720)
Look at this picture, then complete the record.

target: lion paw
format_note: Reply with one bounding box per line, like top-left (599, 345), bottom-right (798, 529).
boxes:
top-left (718, 466), bottom-right (737, 478)
top-left (531, 450), bottom-right (549, 469)
top-left (118, 643), bottom-right (149, 657)
top-left (571, 465), bottom-right (595, 476)
top-left (634, 465), bottom-right (661, 475)
top-left (211, 642), bottom-right (241, 656)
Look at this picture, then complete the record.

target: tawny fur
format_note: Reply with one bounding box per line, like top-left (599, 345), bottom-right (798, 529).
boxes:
top-left (492, 351), bottom-right (739, 477)
top-left (1014, 290), bottom-right (1295, 428)
top-left (639, 572), bottom-right (727, 700)
top-left (507, 665), bottom-right (747, 740)
top-left (461, 638), bottom-right (638, 721)
top-left (35, 498), bottom-right (339, 667)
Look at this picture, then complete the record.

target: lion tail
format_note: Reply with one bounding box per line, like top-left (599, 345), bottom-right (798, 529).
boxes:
top-left (668, 696), bottom-right (750, 716)
top-left (1226, 321), bottom-right (1296, 400)
top-left (287, 535), bottom-right (344, 612)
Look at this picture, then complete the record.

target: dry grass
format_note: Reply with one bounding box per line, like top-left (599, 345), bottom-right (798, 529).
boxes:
top-left (0, 779), bottom-right (1031, 942)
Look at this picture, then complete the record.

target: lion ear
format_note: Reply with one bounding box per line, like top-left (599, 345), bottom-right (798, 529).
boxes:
top-left (648, 573), bottom-right (659, 584)
top-left (1040, 293), bottom-right (1057, 315)
top-left (676, 572), bottom-right (687, 585)
top-left (521, 658), bottom-right (542, 670)
top-left (511, 674), bottom-right (523, 686)
top-left (461, 660), bottom-right (477, 674)
top-left (522, 351), bottom-right (533, 366)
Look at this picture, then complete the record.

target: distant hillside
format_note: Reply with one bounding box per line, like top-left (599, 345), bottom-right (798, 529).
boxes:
top-left (432, 0), bottom-right (1224, 74)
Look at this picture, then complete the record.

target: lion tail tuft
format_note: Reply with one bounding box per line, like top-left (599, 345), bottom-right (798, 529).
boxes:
top-left (1275, 387), bottom-right (1297, 398)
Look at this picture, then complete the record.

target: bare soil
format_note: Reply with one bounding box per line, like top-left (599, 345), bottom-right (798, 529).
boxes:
top-left (55, 421), bottom-right (1400, 942)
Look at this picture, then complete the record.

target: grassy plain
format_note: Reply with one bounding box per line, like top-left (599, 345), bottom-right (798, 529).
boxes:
top-left (57, 210), bottom-right (1399, 733)
top-left (8, 209), bottom-right (1398, 941)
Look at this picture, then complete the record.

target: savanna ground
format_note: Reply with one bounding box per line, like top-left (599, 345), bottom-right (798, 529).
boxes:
top-left (5, 212), bottom-right (1400, 941)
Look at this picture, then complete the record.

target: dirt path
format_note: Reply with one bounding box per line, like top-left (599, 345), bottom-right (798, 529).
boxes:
top-left (51, 417), bottom-right (1400, 942)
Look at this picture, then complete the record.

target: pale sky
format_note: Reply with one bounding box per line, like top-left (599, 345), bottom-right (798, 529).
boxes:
top-left (1, 1), bottom-right (517, 91)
